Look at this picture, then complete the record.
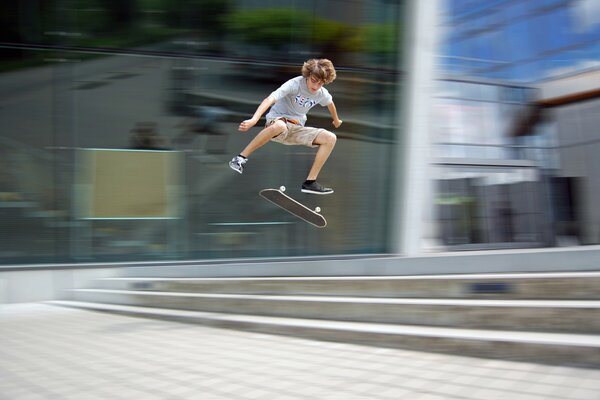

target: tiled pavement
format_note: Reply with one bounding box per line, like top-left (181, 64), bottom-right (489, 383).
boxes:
top-left (1, 304), bottom-right (599, 400)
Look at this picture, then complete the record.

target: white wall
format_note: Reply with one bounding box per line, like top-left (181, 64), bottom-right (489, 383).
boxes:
top-left (392, 0), bottom-right (440, 255)
top-left (0, 268), bottom-right (118, 304)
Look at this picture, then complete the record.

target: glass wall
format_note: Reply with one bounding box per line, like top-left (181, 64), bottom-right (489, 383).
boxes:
top-left (433, 165), bottom-right (545, 249)
top-left (0, 0), bottom-right (406, 264)
top-left (440, 0), bottom-right (600, 82)
top-left (431, 0), bottom-right (600, 250)
top-left (429, 78), bottom-right (551, 250)
top-left (433, 80), bottom-right (538, 160)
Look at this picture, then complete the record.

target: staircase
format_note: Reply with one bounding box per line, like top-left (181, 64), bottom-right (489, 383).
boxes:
top-left (51, 268), bottom-right (600, 367)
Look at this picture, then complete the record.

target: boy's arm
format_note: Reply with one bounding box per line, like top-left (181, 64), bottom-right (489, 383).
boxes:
top-left (327, 101), bottom-right (343, 128)
top-left (238, 95), bottom-right (276, 132)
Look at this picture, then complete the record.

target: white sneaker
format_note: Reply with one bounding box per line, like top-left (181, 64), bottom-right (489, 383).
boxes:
top-left (228, 155), bottom-right (247, 174)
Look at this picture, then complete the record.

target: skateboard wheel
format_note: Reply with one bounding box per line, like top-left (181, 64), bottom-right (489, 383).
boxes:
top-left (315, 207), bottom-right (321, 213)
top-left (280, 186), bottom-right (286, 192)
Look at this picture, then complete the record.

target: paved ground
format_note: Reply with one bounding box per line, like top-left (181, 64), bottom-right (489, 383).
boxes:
top-left (1, 303), bottom-right (599, 400)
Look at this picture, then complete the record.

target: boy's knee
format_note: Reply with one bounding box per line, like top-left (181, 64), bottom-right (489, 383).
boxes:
top-left (314, 130), bottom-right (336, 146)
top-left (324, 130), bottom-right (337, 145)
top-left (267, 120), bottom-right (287, 136)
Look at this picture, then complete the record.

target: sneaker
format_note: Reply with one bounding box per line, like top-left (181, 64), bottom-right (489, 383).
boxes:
top-left (301, 181), bottom-right (334, 195)
top-left (229, 155), bottom-right (247, 174)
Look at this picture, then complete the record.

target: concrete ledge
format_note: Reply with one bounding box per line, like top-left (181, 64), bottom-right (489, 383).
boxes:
top-left (2, 246), bottom-right (600, 303)
top-left (118, 246), bottom-right (600, 278)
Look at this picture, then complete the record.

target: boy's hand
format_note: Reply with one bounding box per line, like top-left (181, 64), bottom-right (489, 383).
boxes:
top-left (332, 119), bottom-right (343, 128)
top-left (239, 118), bottom-right (257, 132)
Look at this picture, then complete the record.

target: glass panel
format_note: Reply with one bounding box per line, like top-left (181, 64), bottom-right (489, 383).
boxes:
top-left (441, 1), bottom-right (600, 81)
top-left (433, 166), bottom-right (545, 249)
top-left (0, 1), bottom-right (405, 264)
top-left (0, 50), bottom-right (64, 263)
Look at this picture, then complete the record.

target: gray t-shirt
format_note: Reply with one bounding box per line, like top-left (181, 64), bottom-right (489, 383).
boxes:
top-left (266, 76), bottom-right (332, 126)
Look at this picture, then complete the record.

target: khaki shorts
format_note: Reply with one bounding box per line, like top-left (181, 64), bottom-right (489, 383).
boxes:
top-left (267, 118), bottom-right (324, 148)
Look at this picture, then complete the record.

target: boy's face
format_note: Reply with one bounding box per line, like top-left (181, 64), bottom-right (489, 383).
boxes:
top-left (306, 75), bottom-right (324, 94)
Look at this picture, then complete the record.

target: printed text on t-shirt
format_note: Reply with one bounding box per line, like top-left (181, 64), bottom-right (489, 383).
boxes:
top-left (294, 95), bottom-right (316, 108)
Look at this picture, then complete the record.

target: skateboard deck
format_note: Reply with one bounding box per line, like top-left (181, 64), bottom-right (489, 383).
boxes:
top-left (260, 187), bottom-right (327, 228)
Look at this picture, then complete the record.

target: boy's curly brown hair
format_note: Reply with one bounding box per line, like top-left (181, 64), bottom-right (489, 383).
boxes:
top-left (301, 59), bottom-right (337, 84)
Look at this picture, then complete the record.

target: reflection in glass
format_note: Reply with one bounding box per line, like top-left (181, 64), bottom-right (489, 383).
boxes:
top-left (0, 0), bottom-right (405, 264)
top-left (434, 166), bottom-right (543, 249)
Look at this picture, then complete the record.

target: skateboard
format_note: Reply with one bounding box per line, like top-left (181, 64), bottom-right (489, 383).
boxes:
top-left (259, 187), bottom-right (327, 228)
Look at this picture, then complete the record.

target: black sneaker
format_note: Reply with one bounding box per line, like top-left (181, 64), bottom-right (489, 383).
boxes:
top-left (301, 181), bottom-right (334, 195)
top-left (229, 155), bottom-right (247, 174)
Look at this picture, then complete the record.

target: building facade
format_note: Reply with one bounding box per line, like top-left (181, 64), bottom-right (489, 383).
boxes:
top-left (423, 0), bottom-right (600, 251)
top-left (0, 0), bottom-right (599, 265)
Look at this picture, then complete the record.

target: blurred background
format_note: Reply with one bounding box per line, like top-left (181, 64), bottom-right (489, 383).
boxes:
top-left (0, 0), bottom-right (599, 265)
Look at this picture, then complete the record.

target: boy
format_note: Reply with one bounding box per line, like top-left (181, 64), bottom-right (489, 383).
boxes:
top-left (228, 58), bottom-right (342, 194)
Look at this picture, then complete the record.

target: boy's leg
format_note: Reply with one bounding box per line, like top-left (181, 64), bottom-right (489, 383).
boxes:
top-left (306, 130), bottom-right (337, 180)
top-left (239, 120), bottom-right (287, 158)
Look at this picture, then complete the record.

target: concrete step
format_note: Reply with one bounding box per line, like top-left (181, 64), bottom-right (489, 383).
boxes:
top-left (93, 271), bottom-right (600, 300)
top-left (47, 300), bottom-right (600, 368)
top-left (69, 288), bottom-right (600, 334)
